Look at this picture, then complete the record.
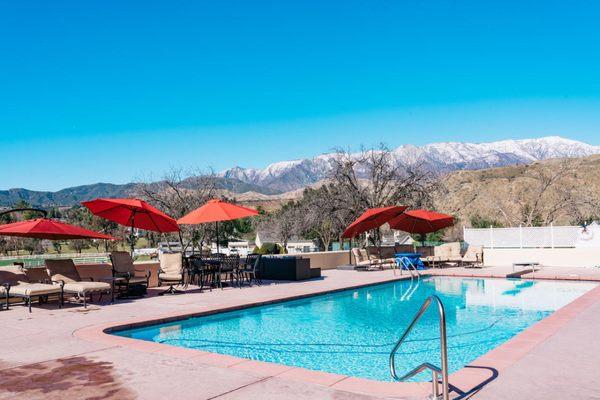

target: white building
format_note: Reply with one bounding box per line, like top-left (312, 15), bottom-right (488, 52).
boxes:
top-left (255, 232), bottom-right (318, 254)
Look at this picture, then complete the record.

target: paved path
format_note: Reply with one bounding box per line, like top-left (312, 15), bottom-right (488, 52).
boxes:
top-left (1, 268), bottom-right (600, 399)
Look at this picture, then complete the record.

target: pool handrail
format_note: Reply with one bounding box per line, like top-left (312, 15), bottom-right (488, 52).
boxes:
top-left (389, 294), bottom-right (449, 400)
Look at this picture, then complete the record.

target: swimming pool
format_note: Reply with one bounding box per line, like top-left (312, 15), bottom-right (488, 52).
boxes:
top-left (115, 277), bottom-right (595, 381)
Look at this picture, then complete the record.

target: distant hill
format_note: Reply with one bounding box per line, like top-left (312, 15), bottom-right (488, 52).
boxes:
top-left (435, 154), bottom-right (600, 228)
top-left (0, 178), bottom-right (281, 207)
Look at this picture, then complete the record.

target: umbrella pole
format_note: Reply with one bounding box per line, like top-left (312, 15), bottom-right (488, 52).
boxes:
top-left (129, 211), bottom-right (136, 256)
top-left (216, 221), bottom-right (219, 254)
top-left (348, 238), bottom-right (352, 264)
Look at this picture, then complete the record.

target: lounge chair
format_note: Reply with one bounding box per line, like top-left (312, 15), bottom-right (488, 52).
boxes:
top-left (45, 259), bottom-right (111, 307)
top-left (462, 245), bottom-right (483, 268)
top-left (157, 252), bottom-right (184, 295)
top-left (433, 242), bottom-right (463, 267)
top-left (366, 247), bottom-right (396, 269)
top-left (351, 248), bottom-right (380, 270)
top-left (241, 253), bottom-right (262, 286)
top-left (0, 264), bottom-right (64, 313)
top-left (110, 251), bottom-right (151, 297)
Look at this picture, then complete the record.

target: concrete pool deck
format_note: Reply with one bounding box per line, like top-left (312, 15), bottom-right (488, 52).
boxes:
top-left (1, 267), bottom-right (600, 399)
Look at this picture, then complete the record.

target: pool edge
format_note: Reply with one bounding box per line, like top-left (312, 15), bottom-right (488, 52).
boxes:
top-left (72, 275), bottom-right (600, 399)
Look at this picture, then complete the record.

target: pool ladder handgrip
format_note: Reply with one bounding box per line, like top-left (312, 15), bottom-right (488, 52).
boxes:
top-left (389, 295), bottom-right (449, 400)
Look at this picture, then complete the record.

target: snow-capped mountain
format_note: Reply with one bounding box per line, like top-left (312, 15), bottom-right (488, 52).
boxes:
top-left (220, 136), bottom-right (600, 192)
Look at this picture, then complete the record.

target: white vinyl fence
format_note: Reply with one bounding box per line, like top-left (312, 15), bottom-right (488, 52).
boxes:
top-left (464, 225), bottom-right (584, 249)
top-left (0, 253), bottom-right (110, 267)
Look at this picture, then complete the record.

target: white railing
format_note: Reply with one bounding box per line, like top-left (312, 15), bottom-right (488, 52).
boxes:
top-left (464, 225), bottom-right (584, 248)
top-left (0, 253), bottom-right (110, 267)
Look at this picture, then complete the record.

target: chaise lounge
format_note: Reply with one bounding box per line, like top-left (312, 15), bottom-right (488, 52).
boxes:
top-left (0, 264), bottom-right (64, 313)
top-left (45, 259), bottom-right (112, 307)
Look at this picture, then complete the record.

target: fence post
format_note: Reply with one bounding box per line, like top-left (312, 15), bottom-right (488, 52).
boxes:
top-left (490, 225), bottom-right (494, 249)
top-left (519, 225), bottom-right (523, 249)
top-left (551, 223), bottom-right (554, 249)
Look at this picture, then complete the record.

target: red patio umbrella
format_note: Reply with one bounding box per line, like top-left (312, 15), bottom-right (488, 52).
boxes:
top-left (388, 209), bottom-right (454, 235)
top-left (177, 199), bottom-right (259, 253)
top-left (341, 205), bottom-right (408, 239)
top-left (82, 198), bottom-right (179, 253)
top-left (0, 218), bottom-right (116, 240)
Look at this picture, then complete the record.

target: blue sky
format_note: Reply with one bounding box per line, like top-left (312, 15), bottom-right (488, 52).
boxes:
top-left (2, 0), bottom-right (600, 191)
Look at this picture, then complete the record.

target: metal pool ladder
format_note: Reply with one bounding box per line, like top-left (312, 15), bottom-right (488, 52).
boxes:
top-left (397, 256), bottom-right (421, 279)
top-left (389, 295), bottom-right (449, 400)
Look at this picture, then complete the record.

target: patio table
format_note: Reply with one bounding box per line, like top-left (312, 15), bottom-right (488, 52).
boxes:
top-left (395, 252), bottom-right (426, 270)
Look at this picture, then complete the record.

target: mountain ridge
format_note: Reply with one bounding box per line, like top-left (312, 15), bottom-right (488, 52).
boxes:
top-left (2, 136), bottom-right (599, 207)
top-left (219, 136), bottom-right (600, 191)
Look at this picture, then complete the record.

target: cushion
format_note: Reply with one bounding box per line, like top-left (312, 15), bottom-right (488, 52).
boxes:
top-left (10, 283), bottom-right (62, 296)
top-left (125, 276), bottom-right (148, 285)
top-left (62, 281), bottom-right (111, 294)
top-left (351, 248), bottom-right (362, 263)
top-left (356, 260), bottom-right (372, 267)
top-left (159, 273), bottom-right (183, 282)
top-left (359, 249), bottom-right (369, 260)
top-left (159, 252), bottom-right (183, 276)
top-left (0, 265), bottom-right (30, 286)
top-left (111, 252), bottom-right (135, 274)
top-left (45, 259), bottom-right (80, 283)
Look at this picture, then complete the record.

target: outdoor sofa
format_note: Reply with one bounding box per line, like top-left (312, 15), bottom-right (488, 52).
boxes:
top-left (45, 259), bottom-right (112, 307)
top-left (0, 264), bottom-right (64, 313)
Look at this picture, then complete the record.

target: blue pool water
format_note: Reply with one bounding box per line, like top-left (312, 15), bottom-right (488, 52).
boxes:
top-left (115, 277), bottom-right (595, 381)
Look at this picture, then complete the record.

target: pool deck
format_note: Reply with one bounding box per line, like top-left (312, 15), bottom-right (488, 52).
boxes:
top-left (1, 267), bottom-right (600, 399)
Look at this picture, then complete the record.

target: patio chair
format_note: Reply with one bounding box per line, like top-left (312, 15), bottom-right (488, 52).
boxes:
top-left (0, 264), bottom-right (64, 313)
top-left (45, 259), bottom-right (111, 308)
top-left (462, 245), bottom-right (484, 268)
top-left (217, 254), bottom-right (241, 289)
top-left (109, 251), bottom-right (151, 297)
top-left (157, 252), bottom-right (184, 295)
top-left (241, 253), bottom-right (262, 286)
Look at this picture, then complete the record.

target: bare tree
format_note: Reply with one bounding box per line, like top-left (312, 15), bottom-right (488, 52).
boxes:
top-left (327, 144), bottom-right (439, 244)
top-left (134, 168), bottom-right (217, 251)
top-left (329, 144), bottom-right (438, 210)
top-left (297, 185), bottom-right (354, 251)
top-left (256, 201), bottom-right (301, 252)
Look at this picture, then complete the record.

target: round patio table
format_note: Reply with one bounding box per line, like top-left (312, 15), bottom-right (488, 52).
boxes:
top-left (395, 252), bottom-right (426, 270)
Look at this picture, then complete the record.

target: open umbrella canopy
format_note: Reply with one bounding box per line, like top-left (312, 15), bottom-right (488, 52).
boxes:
top-left (177, 199), bottom-right (259, 224)
top-left (388, 209), bottom-right (454, 234)
top-left (82, 198), bottom-right (179, 233)
top-left (0, 218), bottom-right (116, 240)
top-left (341, 205), bottom-right (408, 239)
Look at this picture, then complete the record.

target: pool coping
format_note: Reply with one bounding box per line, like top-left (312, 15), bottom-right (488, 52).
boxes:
top-left (73, 274), bottom-right (600, 399)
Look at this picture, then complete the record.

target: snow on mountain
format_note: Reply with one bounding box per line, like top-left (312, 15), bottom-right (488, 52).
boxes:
top-left (219, 136), bottom-right (600, 192)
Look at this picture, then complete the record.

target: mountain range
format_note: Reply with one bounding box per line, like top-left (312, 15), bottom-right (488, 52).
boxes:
top-left (219, 136), bottom-right (600, 191)
top-left (2, 136), bottom-right (599, 207)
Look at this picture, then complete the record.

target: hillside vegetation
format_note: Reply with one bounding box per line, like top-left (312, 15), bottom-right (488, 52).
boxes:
top-left (435, 155), bottom-right (600, 228)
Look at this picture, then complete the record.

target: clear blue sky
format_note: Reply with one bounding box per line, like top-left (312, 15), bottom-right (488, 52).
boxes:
top-left (2, 0), bottom-right (600, 191)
